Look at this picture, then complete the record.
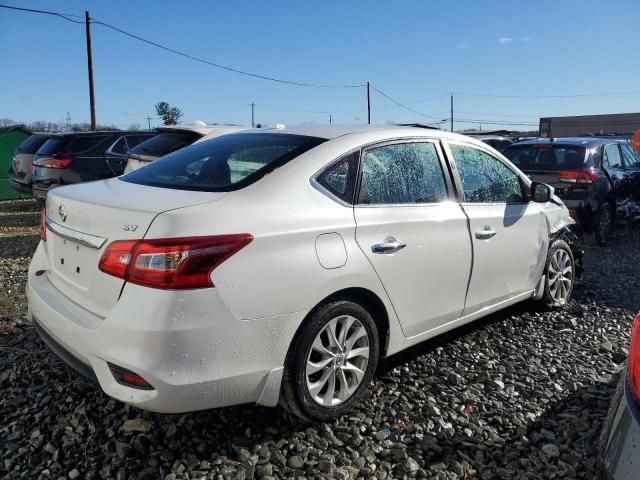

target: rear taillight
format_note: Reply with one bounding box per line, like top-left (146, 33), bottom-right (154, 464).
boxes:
top-left (628, 314), bottom-right (640, 403)
top-left (40, 209), bottom-right (47, 242)
top-left (98, 234), bottom-right (253, 289)
top-left (35, 158), bottom-right (72, 169)
top-left (559, 168), bottom-right (598, 184)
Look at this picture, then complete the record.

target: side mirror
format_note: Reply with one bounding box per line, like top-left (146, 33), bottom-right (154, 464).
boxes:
top-left (531, 182), bottom-right (554, 203)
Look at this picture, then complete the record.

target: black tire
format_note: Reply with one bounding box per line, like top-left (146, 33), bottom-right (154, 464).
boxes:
top-left (583, 202), bottom-right (613, 247)
top-left (281, 299), bottom-right (379, 421)
top-left (538, 239), bottom-right (575, 308)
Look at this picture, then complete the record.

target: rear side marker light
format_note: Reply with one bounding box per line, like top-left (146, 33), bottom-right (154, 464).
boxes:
top-left (559, 168), bottom-right (598, 184)
top-left (108, 363), bottom-right (154, 390)
top-left (627, 314), bottom-right (640, 404)
top-left (99, 234), bottom-right (253, 290)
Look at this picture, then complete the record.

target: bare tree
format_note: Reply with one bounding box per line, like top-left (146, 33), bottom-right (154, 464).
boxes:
top-left (128, 123), bottom-right (141, 131)
top-left (0, 118), bottom-right (17, 127)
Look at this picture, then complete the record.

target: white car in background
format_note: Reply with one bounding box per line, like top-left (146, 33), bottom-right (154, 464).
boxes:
top-left (28, 125), bottom-right (580, 420)
top-left (123, 122), bottom-right (246, 173)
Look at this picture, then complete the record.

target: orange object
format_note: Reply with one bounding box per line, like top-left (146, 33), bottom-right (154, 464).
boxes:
top-left (631, 129), bottom-right (640, 153)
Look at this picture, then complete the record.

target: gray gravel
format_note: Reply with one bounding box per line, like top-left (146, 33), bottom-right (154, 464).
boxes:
top-left (1, 199), bottom-right (638, 479)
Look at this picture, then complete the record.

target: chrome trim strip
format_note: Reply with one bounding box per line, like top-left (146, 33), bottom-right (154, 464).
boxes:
top-left (45, 217), bottom-right (107, 249)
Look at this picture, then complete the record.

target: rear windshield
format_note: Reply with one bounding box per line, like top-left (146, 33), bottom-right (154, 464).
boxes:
top-left (122, 133), bottom-right (326, 192)
top-left (128, 131), bottom-right (202, 159)
top-left (36, 135), bottom-right (110, 155)
top-left (503, 144), bottom-right (587, 170)
top-left (17, 134), bottom-right (48, 154)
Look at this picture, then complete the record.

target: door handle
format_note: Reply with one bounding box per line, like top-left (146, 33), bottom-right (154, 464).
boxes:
top-left (475, 226), bottom-right (497, 240)
top-left (371, 237), bottom-right (407, 254)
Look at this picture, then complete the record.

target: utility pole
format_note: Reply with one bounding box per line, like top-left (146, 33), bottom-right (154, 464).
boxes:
top-left (367, 82), bottom-right (371, 125)
top-left (85, 11), bottom-right (96, 131)
top-left (450, 94), bottom-right (453, 132)
top-left (249, 102), bottom-right (255, 127)
top-left (145, 116), bottom-right (153, 130)
top-left (329, 114), bottom-right (332, 125)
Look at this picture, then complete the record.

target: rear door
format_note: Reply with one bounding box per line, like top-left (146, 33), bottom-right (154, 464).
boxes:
top-left (353, 140), bottom-right (472, 337)
top-left (445, 142), bottom-right (546, 315)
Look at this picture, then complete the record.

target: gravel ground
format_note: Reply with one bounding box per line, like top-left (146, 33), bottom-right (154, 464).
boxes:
top-left (1, 199), bottom-right (639, 480)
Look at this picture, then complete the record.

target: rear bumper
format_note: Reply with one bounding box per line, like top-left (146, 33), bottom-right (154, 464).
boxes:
top-left (27, 242), bottom-right (304, 413)
top-left (598, 371), bottom-right (640, 479)
top-left (8, 176), bottom-right (32, 194)
top-left (563, 198), bottom-right (597, 232)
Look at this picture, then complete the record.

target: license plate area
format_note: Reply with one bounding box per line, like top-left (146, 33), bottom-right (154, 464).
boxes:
top-left (50, 234), bottom-right (95, 287)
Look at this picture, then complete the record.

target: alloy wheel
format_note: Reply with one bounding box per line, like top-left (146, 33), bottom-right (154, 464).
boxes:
top-left (305, 315), bottom-right (370, 406)
top-left (548, 249), bottom-right (573, 303)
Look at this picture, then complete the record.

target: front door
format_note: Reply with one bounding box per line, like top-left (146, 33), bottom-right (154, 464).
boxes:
top-left (446, 142), bottom-right (547, 315)
top-left (353, 140), bottom-right (472, 337)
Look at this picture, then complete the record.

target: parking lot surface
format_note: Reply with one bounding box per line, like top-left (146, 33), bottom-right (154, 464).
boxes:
top-left (1, 199), bottom-right (639, 479)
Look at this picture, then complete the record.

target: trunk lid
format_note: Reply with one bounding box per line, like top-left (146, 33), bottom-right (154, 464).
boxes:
top-left (44, 178), bottom-right (225, 318)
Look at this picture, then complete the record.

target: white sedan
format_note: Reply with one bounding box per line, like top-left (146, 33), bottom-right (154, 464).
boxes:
top-left (27, 125), bottom-right (578, 420)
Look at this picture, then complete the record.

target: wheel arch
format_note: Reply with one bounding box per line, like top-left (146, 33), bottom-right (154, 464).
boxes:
top-left (297, 287), bottom-right (391, 356)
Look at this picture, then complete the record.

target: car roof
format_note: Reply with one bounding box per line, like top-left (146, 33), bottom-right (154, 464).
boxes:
top-left (156, 124), bottom-right (244, 136)
top-left (234, 124), bottom-right (481, 143)
top-left (48, 130), bottom-right (146, 138)
top-left (510, 137), bottom-right (628, 147)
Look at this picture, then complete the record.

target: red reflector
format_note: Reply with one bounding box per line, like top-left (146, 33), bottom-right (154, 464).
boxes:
top-left (99, 234), bottom-right (253, 289)
top-left (40, 209), bottom-right (47, 242)
top-left (37, 158), bottom-right (72, 169)
top-left (559, 168), bottom-right (598, 184)
top-left (628, 314), bottom-right (640, 403)
top-left (120, 372), bottom-right (153, 389)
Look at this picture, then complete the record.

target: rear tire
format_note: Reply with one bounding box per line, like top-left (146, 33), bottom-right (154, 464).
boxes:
top-left (583, 202), bottom-right (613, 247)
top-left (538, 239), bottom-right (575, 308)
top-left (281, 300), bottom-right (379, 421)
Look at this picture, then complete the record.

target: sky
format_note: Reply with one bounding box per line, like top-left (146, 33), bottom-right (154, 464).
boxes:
top-left (1, 0), bottom-right (640, 131)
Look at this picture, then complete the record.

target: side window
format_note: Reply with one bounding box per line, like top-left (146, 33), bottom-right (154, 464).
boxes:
top-left (125, 135), bottom-right (153, 150)
top-left (109, 137), bottom-right (128, 154)
top-left (604, 144), bottom-right (622, 168)
top-left (315, 151), bottom-right (359, 204)
top-left (68, 135), bottom-right (110, 154)
top-left (450, 145), bottom-right (525, 203)
top-left (358, 142), bottom-right (447, 205)
top-left (620, 144), bottom-right (640, 169)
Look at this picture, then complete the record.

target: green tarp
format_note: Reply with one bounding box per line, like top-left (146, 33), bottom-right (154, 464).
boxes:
top-left (0, 125), bottom-right (31, 200)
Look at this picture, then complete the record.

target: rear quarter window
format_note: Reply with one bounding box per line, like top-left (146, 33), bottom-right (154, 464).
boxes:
top-left (128, 131), bottom-right (202, 159)
top-left (17, 134), bottom-right (48, 154)
top-left (122, 133), bottom-right (326, 192)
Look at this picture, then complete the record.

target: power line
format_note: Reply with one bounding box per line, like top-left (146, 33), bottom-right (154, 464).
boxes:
top-left (370, 85), bottom-right (444, 121)
top-left (456, 91), bottom-right (640, 99)
top-left (0, 3), bottom-right (85, 23)
top-left (91, 19), bottom-right (364, 88)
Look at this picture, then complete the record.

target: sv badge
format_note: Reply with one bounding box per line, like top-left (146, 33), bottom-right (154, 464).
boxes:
top-left (122, 224), bottom-right (139, 232)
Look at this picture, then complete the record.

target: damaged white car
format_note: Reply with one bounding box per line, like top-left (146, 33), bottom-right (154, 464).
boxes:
top-left (27, 125), bottom-right (582, 421)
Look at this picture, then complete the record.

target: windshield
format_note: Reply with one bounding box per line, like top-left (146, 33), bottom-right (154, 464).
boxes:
top-left (128, 131), bottom-right (202, 160)
top-left (503, 144), bottom-right (587, 170)
top-left (121, 133), bottom-right (326, 192)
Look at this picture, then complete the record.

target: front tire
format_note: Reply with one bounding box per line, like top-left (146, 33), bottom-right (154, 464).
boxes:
top-left (539, 239), bottom-right (575, 308)
top-left (281, 300), bottom-right (379, 421)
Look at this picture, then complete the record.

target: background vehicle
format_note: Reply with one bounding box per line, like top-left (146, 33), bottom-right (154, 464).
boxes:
top-left (598, 313), bottom-right (640, 480)
top-left (503, 138), bottom-right (640, 246)
top-left (469, 135), bottom-right (515, 152)
top-left (31, 130), bottom-right (153, 201)
top-left (8, 131), bottom-right (48, 195)
top-left (29, 125), bottom-right (577, 421)
top-left (123, 123), bottom-right (245, 173)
